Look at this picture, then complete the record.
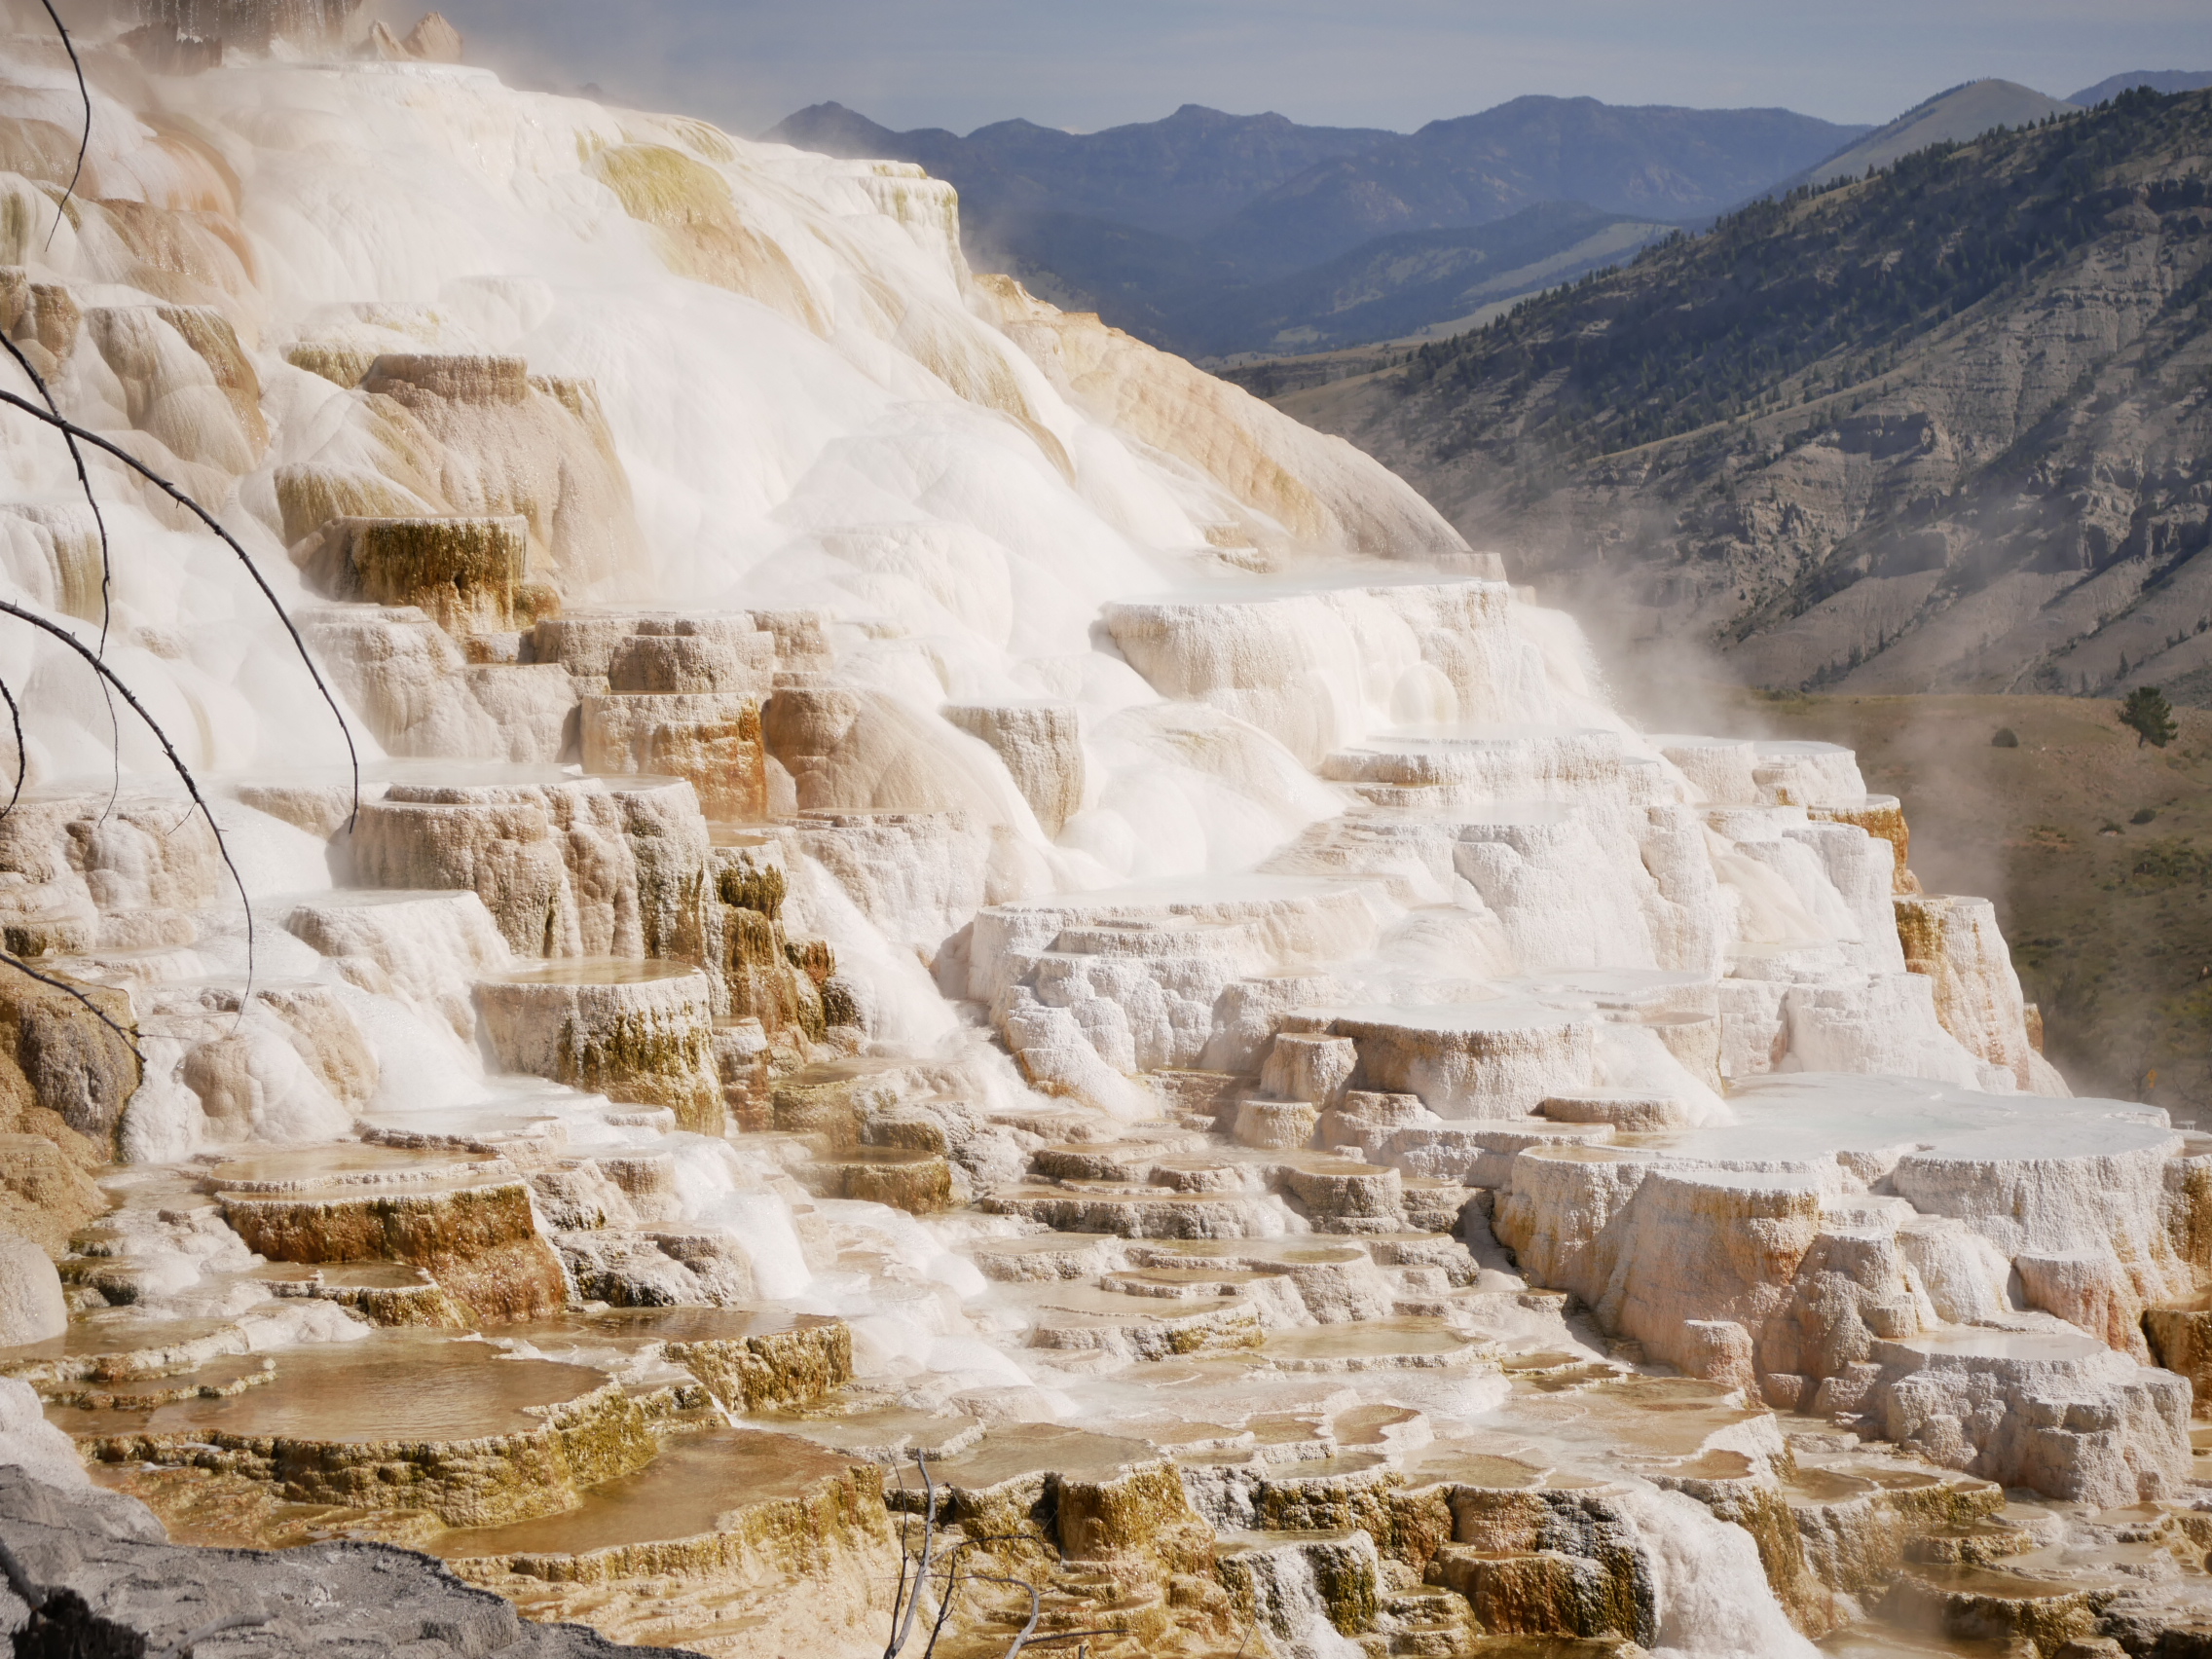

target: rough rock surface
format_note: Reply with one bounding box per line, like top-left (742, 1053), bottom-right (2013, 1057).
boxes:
top-left (6, 17), bottom-right (2212, 1659)
top-left (0, 1463), bottom-right (695, 1656)
top-left (0, 1376), bottom-right (688, 1652)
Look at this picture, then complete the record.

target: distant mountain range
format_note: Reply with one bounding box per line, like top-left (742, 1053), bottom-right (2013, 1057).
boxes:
top-left (763, 96), bottom-right (1867, 359)
top-left (766, 74), bottom-right (2212, 365)
top-left (1171, 202), bottom-right (1679, 358)
top-left (766, 101), bottom-right (1393, 240)
top-left (1206, 97), bottom-right (1859, 274)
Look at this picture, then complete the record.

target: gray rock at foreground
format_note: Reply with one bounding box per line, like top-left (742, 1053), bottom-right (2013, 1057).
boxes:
top-left (0, 1464), bottom-right (701, 1657)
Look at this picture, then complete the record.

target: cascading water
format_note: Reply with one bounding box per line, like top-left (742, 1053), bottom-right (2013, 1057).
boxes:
top-left (1216, 1533), bottom-right (1373, 1659)
top-left (1611, 1487), bottom-right (1821, 1659)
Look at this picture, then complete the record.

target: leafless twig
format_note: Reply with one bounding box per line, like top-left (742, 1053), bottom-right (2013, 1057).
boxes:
top-left (890, 1471), bottom-right (1061, 1659)
top-left (920, 1537), bottom-right (962, 1659)
top-left (918, 1530), bottom-right (1039, 1659)
top-left (0, 598), bottom-right (256, 995)
top-left (0, 2), bottom-right (353, 1043)
top-left (0, 330), bottom-right (125, 822)
top-left (0, 674), bottom-right (24, 820)
top-left (0, 950), bottom-right (141, 1059)
top-left (0, 387), bottom-right (362, 827)
top-left (885, 1449), bottom-right (940, 1658)
top-left (34, 0), bottom-right (89, 249)
top-left (889, 1473), bottom-right (916, 1657)
top-left (966, 1573), bottom-right (1043, 1659)
top-left (0, 333), bottom-right (111, 654)
top-left (26, 0), bottom-right (122, 816)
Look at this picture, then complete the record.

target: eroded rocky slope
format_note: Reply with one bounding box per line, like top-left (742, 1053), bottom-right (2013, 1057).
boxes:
top-left (0, 8), bottom-right (2210, 1659)
top-left (1257, 89), bottom-right (2212, 703)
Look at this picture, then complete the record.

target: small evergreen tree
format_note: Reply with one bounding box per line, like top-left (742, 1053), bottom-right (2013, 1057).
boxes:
top-left (2120, 685), bottom-right (2179, 749)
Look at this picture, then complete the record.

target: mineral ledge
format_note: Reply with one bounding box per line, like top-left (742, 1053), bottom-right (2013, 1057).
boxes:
top-left (0, 8), bottom-right (2208, 1659)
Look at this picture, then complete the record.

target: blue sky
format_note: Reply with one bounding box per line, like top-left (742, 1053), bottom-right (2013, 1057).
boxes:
top-left (424, 0), bottom-right (2212, 136)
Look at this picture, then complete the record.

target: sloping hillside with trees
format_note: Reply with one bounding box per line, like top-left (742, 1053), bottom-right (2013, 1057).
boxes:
top-left (1261, 89), bottom-right (2212, 701)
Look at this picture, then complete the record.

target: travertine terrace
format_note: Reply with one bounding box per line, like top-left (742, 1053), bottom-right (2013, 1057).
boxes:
top-left (2, 9), bottom-right (2211, 1659)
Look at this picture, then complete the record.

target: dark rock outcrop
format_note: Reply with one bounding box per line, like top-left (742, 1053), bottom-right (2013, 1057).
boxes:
top-left (0, 1463), bottom-right (698, 1656)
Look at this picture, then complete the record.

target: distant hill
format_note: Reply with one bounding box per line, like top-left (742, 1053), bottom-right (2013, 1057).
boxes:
top-left (1167, 202), bottom-right (1677, 359)
top-left (762, 101), bottom-right (1394, 239)
top-left (1201, 96), bottom-right (1867, 276)
top-left (976, 200), bottom-right (1673, 361)
top-left (2069, 69), bottom-right (2212, 105)
top-left (1776, 80), bottom-right (2078, 192)
top-left (766, 95), bottom-right (1862, 360)
top-left (1255, 88), bottom-right (2212, 702)
top-left (963, 210), bottom-right (1243, 343)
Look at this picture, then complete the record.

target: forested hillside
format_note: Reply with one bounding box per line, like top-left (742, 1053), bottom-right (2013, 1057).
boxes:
top-left (1262, 89), bottom-right (2212, 700)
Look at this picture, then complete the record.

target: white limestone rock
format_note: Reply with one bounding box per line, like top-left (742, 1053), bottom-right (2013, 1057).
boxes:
top-left (0, 1233), bottom-right (66, 1346)
top-left (1873, 1327), bottom-right (2191, 1505)
top-left (1102, 580), bottom-right (1595, 766)
top-left (0, 26), bottom-right (2174, 1592)
top-left (285, 889), bottom-right (511, 1042)
top-left (1891, 1118), bottom-right (2188, 1303)
top-left (1318, 1004), bottom-right (1597, 1120)
top-left (350, 777), bottom-right (711, 970)
top-left (942, 702), bottom-right (1086, 836)
top-left (580, 691), bottom-right (767, 823)
top-left (475, 960), bottom-right (719, 1128)
top-left (1259, 1034), bottom-right (1356, 1107)
top-left (1897, 892), bottom-right (2068, 1094)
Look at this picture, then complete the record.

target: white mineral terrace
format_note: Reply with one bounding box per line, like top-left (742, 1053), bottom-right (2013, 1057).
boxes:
top-left (0, 14), bottom-right (2207, 1659)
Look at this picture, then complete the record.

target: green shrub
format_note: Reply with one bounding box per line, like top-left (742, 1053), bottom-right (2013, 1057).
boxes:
top-left (2121, 686), bottom-right (2179, 749)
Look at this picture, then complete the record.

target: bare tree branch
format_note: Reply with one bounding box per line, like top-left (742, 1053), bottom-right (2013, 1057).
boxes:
top-left (0, 332), bottom-right (126, 824)
top-left (919, 1533), bottom-right (1085, 1659)
top-left (0, 387), bottom-right (361, 827)
top-left (888, 1465), bottom-right (916, 1657)
top-left (965, 1574), bottom-right (1042, 1659)
top-left (886, 1450), bottom-right (940, 1659)
top-left (0, 949), bottom-right (142, 1061)
top-left (0, 331), bottom-right (112, 651)
top-left (0, 598), bottom-right (255, 995)
top-left (0, 674), bottom-right (24, 820)
top-left (20, 1), bottom-right (126, 814)
top-left (920, 1546), bottom-right (963, 1659)
top-left (34, 0), bottom-right (90, 250)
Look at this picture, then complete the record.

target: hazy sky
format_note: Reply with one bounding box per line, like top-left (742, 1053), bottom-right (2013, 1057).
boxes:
top-left (422, 0), bottom-right (2212, 137)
